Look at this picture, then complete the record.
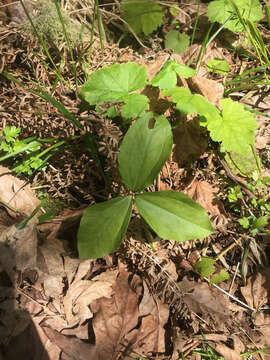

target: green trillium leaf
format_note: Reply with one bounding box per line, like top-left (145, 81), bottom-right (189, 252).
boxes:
top-left (77, 196), bottom-right (132, 259)
top-left (135, 191), bottom-right (214, 242)
top-left (118, 113), bottom-right (173, 191)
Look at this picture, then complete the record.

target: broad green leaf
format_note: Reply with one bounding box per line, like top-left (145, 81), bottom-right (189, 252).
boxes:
top-left (163, 87), bottom-right (221, 123)
top-left (195, 257), bottom-right (216, 278)
top-left (225, 149), bottom-right (258, 177)
top-left (206, 58), bottom-right (229, 74)
top-left (121, 0), bottom-right (163, 35)
top-left (135, 191), bottom-right (214, 242)
top-left (151, 61), bottom-right (196, 90)
top-left (77, 196), bottom-right (132, 259)
top-left (121, 93), bottom-right (149, 120)
top-left (118, 113), bottom-right (173, 191)
top-left (210, 269), bottom-right (229, 284)
top-left (207, 98), bottom-right (258, 155)
top-left (80, 63), bottom-right (148, 105)
top-left (207, 0), bottom-right (263, 33)
top-left (165, 30), bottom-right (190, 54)
top-left (3, 126), bottom-right (21, 142)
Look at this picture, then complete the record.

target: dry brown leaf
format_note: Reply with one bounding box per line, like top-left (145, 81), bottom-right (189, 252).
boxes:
top-left (240, 271), bottom-right (269, 310)
top-left (0, 165), bottom-right (40, 215)
top-left (173, 118), bottom-right (208, 165)
top-left (180, 280), bottom-right (231, 324)
top-left (91, 270), bottom-right (140, 359)
top-left (0, 220), bottom-right (37, 277)
top-left (43, 326), bottom-right (98, 360)
top-left (131, 281), bottom-right (169, 354)
top-left (187, 76), bottom-right (224, 107)
top-left (184, 180), bottom-right (228, 229)
top-left (63, 277), bottom-right (115, 326)
top-left (209, 341), bottom-right (241, 360)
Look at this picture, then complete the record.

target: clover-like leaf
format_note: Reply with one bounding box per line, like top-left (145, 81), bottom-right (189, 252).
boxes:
top-left (207, 98), bottom-right (257, 155)
top-left (151, 61), bottom-right (196, 90)
top-left (80, 63), bottom-right (148, 105)
top-left (135, 191), bottom-right (214, 242)
top-left (210, 269), bottom-right (229, 284)
top-left (121, 93), bottom-right (149, 120)
top-left (77, 196), bottom-right (132, 259)
top-left (118, 113), bottom-right (173, 191)
top-left (165, 30), bottom-right (190, 54)
top-left (195, 257), bottom-right (216, 278)
top-left (207, 0), bottom-right (263, 33)
top-left (121, 0), bottom-right (164, 35)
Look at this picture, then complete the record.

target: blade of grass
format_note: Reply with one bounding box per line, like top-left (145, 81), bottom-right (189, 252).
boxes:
top-left (19, 0), bottom-right (58, 73)
top-left (51, 0), bottom-right (78, 90)
top-left (96, 0), bottom-right (105, 65)
top-left (2, 71), bottom-right (82, 129)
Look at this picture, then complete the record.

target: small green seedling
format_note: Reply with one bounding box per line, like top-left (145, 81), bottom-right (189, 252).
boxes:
top-left (195, 256), bottom-right (229, 284)
top-left (228, 172), bottom-right (270, 236)
top-left (0, 126), bottom-right (75, 176)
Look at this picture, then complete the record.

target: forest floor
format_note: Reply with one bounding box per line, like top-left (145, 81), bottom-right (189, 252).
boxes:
top-left (0, 1), bottom-right (270, 359)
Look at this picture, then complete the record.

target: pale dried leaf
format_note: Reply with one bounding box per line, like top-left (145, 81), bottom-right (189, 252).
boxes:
top-left (43, 275), bottom-right (64, 297)
top-left (0, 165), bottom-right (40, 215)
top-left (63, 279), bottom-right (114, 326)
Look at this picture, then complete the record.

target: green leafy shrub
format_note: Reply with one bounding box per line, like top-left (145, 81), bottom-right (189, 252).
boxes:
top-left (78, 59), bottom-right (258, 259)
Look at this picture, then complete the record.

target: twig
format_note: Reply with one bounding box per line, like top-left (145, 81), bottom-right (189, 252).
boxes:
top-left (204, 277), bottom-right (256, 312)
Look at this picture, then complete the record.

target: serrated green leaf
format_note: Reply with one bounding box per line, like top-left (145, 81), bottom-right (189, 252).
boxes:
top-left (207, 0), bottom-right (263, 33)
top-left (206, 58), bottom-right (229, 74)
top-left (207, 98), bottom-right (258, 155)
top-left (252, 216), bottom-right (268, 230)
top-left (151, 61), bottom-right (196, 90)
top-left (210, 269), bottom-right (229, 284)
top-left (77, 196), bottom-right (132, 259)
top-left (118, 113), bottom-right (173, 191)
top-left (165, 30), bottom-right (190, 54)
top-left (225, 148), bottom-right (258, 177)
top-left (121, 93), bottom-right (149, 120)
top-left (163, 87), bottom-right (221, 122)
top-left (121, 0), bottom-right (164, 35)
top-left (80, 63), bottom-right (148, 105)
top-left (3, 126), bottom-right (21, 142)
top-left (195, 257), bottom-right (216, 278)
top-left (135, 191), bottom-right (214, 242)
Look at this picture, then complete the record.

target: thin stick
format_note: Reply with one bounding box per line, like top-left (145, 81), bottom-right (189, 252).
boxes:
top-left (204, 277), bottom-right (256, 312)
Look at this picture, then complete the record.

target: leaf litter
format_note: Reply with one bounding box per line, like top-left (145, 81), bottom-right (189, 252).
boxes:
top-left (1, 1), bottom-right (270, 358)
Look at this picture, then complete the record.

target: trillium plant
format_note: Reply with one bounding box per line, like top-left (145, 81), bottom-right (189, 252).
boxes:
top-left (77, 60), bottom-right (257, 259)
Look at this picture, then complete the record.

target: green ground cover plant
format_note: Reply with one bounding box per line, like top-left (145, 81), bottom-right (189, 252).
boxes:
top-left (77, 60), bottom-right (258, 258)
